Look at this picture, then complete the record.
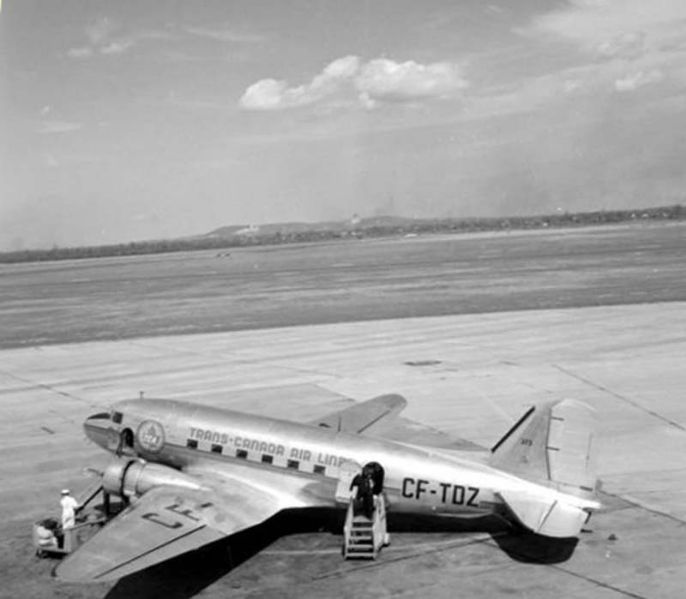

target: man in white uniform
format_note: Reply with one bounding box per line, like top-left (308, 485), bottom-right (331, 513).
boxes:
top-left (60, 489), bottom-right (80, 530)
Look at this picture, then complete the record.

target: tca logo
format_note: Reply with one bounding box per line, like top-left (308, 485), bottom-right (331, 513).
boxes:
top-left (137, 420), bottom-right (165, 453)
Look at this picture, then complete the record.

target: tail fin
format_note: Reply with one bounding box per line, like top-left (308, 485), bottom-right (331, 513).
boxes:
top-left (490, 399), bottom-right (598, 497)
top-left (490, 399), bottom-right (599, 537)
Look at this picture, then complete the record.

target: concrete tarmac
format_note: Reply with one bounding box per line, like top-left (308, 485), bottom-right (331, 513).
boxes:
top-left (1, 301), bottom-right (685, 598)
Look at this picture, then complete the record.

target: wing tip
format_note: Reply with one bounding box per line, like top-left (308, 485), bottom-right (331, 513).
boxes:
top-left (373, 393), bottom-right (408, 409)
top-left (52, 563), bottom-right (94, 583)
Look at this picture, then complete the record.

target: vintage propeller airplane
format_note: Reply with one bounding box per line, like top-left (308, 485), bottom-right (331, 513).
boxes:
top-left (55, 394), bottom-right (600, 582)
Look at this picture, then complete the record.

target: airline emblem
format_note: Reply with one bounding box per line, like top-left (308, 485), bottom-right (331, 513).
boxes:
top-left (137, 420), bottom-right (165, 453)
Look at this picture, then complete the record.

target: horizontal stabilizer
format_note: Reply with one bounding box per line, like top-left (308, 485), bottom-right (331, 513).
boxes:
top-left (498, 490), bottom-right (596, 538)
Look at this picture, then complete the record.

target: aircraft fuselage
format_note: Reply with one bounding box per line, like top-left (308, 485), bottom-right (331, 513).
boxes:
top-left (85, 399), bottom-right (542, 520)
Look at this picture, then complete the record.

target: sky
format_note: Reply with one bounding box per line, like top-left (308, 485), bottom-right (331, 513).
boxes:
top-left (1, 0), bottom-right (685, 250)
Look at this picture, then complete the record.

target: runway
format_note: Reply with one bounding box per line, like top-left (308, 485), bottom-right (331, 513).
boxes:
top-left (1, 224), bottom-right (685, 598)
top-left (1, 222), bottom-right (684, 350)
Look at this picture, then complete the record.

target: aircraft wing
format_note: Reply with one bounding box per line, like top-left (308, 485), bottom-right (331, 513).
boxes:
top-left (309, 393), bottom-right (407, 434)
top-left (367, 416), bottom-right (485, 452)
top-left (54, 476), bottom-right (284, 582)
top-left (311, 394), bottom-right (483, 450)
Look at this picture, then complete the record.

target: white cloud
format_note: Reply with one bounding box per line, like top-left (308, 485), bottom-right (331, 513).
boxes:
top-left (324, 55), bottom-right (362, 79)
top-left (67, 46), bottom-right (93, 59)
top-left (100, 39), bottom-right (134, 55)
top-left (185, 26), bottom-right (264, 44)
top-left (356, 59), bottom-right (467, 108)
top-left (86, 17), bottom-right (116, 46)
top-left (527, 0), bottom-right (686, 53)
top-left (522, 0), bottom-right (686, 92)
top-left (240, 55), bottom-right (361, 110)
top-left (596, 31), bottom-right (646, 59)
top-left (240, 79), bottom-right (289, 110)
top-left (37, 121), bottom-right (83, 134)
top-left (67, 16), bottom-right (136, 59)
top-left (240, 55), bottom-right (467, 111)
top-left (615, 69), bottom-right (664, 91)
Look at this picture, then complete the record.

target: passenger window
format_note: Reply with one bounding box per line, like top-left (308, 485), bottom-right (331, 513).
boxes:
top-left (211, 444), bottom-right (222, 454)
top-left (313, 465), bottom-right (326, 475)
top-left (236, 449), bottom-right (248, 459)
top-left (112, 412), bottom-right (123, 424)
top-left (287, 459), bottom-right (299, 470)
top-left (186, 439), bottom-right (198, 449)
top-left (261, 454), bottom-right (273, 464)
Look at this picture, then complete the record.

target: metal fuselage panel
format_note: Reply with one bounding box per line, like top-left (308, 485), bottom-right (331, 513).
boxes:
top-left (87, 399), bottom-right (533, 518)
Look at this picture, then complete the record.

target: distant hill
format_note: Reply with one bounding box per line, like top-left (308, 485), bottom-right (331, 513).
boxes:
top-left (1, 205), bottom-right (683, 264)
top-left (204, 216), bottom-right (416, 239)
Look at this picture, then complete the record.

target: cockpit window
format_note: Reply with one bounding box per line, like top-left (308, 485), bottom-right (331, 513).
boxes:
top-left (112, 411), bottom-right (123, 424)
top-left (89, 412), bottom-right (111, 420)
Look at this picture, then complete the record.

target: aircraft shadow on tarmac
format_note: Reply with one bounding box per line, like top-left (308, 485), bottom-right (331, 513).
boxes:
top-left (388, 512), bottom-right (579, 564)
top-left (105, 508), bottom-right (340, 599)
top-left (104, 509), bottom-right (578, 599)
top-left (490, 530), bottom-right (578, 564)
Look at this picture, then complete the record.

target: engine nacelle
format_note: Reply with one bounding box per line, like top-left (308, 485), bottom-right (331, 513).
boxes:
top-left (102, 459), bottom-right (203, 498)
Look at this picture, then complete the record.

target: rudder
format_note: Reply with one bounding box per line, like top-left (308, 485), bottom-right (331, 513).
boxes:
top-left (490, 399), bottom-right (598, 497)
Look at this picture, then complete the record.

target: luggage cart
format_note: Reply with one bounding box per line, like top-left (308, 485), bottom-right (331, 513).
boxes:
top-left (33, 514), bottom-right (106, 557)
top-left (33, 481), bottom-right (117, 558)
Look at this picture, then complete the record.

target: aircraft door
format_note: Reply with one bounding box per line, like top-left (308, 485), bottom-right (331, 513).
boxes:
top-left (116, 428), bottom-right (135, 456)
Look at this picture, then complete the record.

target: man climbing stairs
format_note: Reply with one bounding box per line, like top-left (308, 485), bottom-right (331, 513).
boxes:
top-left (337, 460), bottom-right (390, 560)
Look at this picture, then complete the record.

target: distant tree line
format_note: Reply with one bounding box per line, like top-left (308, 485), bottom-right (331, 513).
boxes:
top-left (1, 204), bottom-right (683, 264)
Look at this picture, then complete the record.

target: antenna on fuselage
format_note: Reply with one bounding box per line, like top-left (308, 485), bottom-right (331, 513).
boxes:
top-left (139, 390), bottom-right (144, 400)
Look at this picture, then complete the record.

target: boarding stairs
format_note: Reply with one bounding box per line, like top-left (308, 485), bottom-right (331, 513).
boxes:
top-left (342, 494), bottom-right (389, 560)
top-left (335, 460), bottom-right (389, 560)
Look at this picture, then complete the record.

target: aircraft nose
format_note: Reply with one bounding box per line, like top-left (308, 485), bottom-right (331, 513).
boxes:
top-left (83, 412), bottom-right (116, 449)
